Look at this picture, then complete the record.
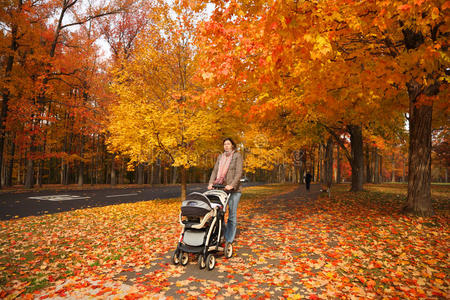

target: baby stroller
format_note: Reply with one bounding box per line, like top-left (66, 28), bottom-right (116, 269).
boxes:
top-left (172, 185), bottom-right (234, 270)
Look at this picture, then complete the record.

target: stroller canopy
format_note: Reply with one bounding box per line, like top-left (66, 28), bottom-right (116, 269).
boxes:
top-left (181, 192), bottom-right (213, 217)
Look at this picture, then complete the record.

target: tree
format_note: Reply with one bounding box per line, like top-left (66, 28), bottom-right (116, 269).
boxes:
top-left (198, 0), bottom-right (448, 214)
top-left (107, 2), bottom-right (234, 200)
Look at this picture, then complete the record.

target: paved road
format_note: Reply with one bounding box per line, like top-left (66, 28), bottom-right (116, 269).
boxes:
top-left (0, 183), bottom-right (263, 220)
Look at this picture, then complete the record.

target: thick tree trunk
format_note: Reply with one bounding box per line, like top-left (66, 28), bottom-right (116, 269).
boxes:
top-left (348, 125), bottom-right (364, 192)
top-left (404, 81), bottom-right (433, 216)
top-left (24, 157), bottom-right (34, 189)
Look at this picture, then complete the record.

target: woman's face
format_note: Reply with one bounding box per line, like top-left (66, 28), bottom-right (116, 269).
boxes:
top-left (223, 140), bottom-right (233, 152)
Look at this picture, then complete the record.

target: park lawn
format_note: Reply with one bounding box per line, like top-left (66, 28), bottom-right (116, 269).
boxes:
top-left (0, 183), bottom-right (448, 299)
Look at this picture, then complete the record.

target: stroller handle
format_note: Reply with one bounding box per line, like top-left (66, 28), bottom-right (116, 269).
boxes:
top-left (212, 184), bottom-right (233, 192)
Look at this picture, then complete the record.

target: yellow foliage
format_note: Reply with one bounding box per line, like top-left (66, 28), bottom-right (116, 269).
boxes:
top-left (106, 5), bottom-right (231, 169)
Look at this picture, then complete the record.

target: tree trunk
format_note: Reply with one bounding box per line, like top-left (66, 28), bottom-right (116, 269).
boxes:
top-left (336, 144), bottom-right (341, 184)
top-left (316, 145), bottom-right (321, 182)
top-left (0, 2), bottom-right (21, 189)
top-left (404, 81), bottom-right (433, 216)
top-left (379, 155), bottom-right (383, 182)
top-left (365, 143), bottom-right (371, 183)
top-left (299, 162), bottom-right (304, 184)
top-left (36, 160), bottom-right (41, 187)
top-left (163, 161), bottom-right (168, 184)
top-left (156, 159), bottom-right (161, 184)
top-left (24, 129), bottom-right (37, 189)
top-left (172, 166), bottom-right (178, 184)
top-left (111, 153), bottom-right (116, 186)
top-left (402, 158), bottom-right (406, 182)
top-left (1, 157), bottom-right (5, 186)
top-left (7, 136), bottom-right (15, 187)
top-left (373, 148), bottom-right (380, 184)
top-left (137, 163), bottom-right (144, 184)
top-left (181, 166), bottom-right (187, 201)
top-left (348, 125), bottom-right (364, 192)
top-left (24, 157), bottom-right (34, 188)
top-left (119, 161), bottom-right (124, 184)
top-left (325, 137), bottom-right (333, 196)
top-left (18, 156), bottom-right (22, 184)
top-left (391, 152), bottom-right (396, 182)
top-left (64, 160), bottom-right (70, 185)
top-left (151, 163), bottom-right (155, 185)
top-left (78, 135), bottom-right (85, 186)
top-left (64, 125), bottom-right (73, 185)
top-left (91, 135), bottom-right (95, 185)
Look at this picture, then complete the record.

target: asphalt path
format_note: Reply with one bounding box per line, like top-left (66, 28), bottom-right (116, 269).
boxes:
top-left (0, 182), bottom-right (263, 220)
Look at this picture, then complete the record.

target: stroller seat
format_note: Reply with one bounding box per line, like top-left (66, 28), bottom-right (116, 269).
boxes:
top-left (180, 192), bottom-right (218, 230)
top-left (181, 210), bottom-right (215, 229)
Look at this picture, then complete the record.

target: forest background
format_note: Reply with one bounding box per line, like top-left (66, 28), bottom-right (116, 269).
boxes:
top-left (0, 0), bottom-right (448, 215)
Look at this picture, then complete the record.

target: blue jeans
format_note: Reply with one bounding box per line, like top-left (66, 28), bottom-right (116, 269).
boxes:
top-left (225, 192), bottom-right (241, 243)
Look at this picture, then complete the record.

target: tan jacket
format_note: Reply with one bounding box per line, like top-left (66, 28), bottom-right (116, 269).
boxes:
top-left (209, 152), bottom-right (243, 192)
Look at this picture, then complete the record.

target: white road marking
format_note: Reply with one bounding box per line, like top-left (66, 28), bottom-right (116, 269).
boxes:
top-left (106, 193), bottom-right (138, 198)
top-left (28, 195), bottom-right (90, 201)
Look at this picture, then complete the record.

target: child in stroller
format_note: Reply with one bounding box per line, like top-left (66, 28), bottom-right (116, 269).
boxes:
top-left (172, 185), bottom-right (233, 270)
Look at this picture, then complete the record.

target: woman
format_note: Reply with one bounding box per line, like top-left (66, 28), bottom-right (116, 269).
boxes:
top-left (208, 138), bottom-right (243, 246)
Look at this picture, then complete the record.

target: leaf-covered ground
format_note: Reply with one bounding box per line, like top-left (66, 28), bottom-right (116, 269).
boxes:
top-left (0, 183), bottom-right (448, 299)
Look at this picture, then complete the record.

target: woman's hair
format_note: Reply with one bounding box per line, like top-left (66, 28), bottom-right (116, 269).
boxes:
top-left (223, 137), bottom-right (237, 150)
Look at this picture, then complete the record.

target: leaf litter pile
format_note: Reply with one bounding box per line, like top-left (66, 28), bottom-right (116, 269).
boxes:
top-left (1, 184), bottom-right (448, 299)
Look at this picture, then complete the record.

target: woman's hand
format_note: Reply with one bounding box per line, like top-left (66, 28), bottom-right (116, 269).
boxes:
top-left (224, 185), bottom-right (233, 191)
top-left (208, 184), bottom-right (213, 190)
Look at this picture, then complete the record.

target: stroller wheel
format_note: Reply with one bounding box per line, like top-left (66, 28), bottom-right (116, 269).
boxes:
top-left (172, 250), bottom-right (180, 265)
top-left (181, 252), bottom-right (189, 266)
top-left (206, 254), bottom-right (216, 270)
top-left (224, 242), bottom-right (233, 258)
top-left (198, 254), bottom-right (206, 269)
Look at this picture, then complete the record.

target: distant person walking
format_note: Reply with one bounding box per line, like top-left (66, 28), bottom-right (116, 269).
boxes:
top-left (305, 172), bottom-right (312, 191)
